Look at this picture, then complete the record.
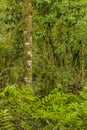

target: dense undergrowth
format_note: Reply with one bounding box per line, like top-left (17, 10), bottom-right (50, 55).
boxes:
top-left (0, 85), bottom-right (87, 130)
top-left (1, 1), bottom-right (87, 130)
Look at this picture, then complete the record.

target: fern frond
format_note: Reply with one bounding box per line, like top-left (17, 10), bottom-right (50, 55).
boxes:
top-left (0, 109), bottom-right (15, 130)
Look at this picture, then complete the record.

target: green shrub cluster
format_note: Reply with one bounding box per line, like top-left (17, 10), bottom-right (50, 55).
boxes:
top-left (0, 85), bottom-right (87, 130)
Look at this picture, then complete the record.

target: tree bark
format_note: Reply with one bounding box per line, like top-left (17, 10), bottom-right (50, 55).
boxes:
top-left (24, 0), bottom-right (32, 85)
top-left (80, 42), bottom-right (85, 86)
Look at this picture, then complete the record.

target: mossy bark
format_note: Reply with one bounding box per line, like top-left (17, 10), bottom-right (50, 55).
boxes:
top-left (24, 0), bottom-right (32, 85)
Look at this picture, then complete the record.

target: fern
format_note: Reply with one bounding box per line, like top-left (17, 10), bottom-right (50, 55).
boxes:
top-left (0, 109), bottom-right (14, 130)
top-left (1, 85), bottom-right (87, 130)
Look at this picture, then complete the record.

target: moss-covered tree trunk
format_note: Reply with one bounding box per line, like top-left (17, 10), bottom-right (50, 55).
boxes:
top-left (24, 0), bottom-right (32, 85)
top-left (80, 43), bottom-right (85, 86)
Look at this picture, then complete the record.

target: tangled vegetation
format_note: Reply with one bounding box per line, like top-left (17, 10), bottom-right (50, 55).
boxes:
top-left (1, 85), bottom-right (87, 130)
top-left (1, 0), bottom-right (87, 129)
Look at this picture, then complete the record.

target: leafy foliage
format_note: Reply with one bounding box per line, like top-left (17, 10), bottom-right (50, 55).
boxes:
top-left (0, 85), bottom-right (87, 130)
top-left (0, 109), bottom-right (14, 130)
top-left (33, 0), bottom-right (87, 93)
top-left (1, 0), bottom-right (87, 130)
top-left (0, 0), bottom-right (24, 86)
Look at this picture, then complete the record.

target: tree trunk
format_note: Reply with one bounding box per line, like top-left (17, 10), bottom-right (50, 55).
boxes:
top-left (24, 0), bottom-right (32, 85)
top-left (80, 43), bottom-right (85, 86)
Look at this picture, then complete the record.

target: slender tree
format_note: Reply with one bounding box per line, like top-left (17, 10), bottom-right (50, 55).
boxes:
top-left (24, 0), bottom-right (32, 85)
top-left (80, 42), bottom-right (85, 86)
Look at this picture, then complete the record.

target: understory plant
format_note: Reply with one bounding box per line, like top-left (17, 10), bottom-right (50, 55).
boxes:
top-left (0, 84), bottom-right (87, 130)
